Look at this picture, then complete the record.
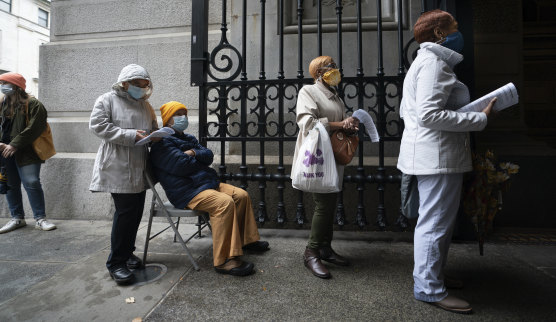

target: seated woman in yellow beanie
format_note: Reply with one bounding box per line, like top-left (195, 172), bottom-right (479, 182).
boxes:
top-left (150, 101), bottom-right (269, 276)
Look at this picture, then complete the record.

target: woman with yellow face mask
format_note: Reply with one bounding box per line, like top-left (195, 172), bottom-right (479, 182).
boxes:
top-left (293, 56), bottom-right (359, 279)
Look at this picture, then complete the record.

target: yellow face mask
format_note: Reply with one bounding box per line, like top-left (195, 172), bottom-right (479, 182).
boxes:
top-left (322, 69), bottom-right (341, 87)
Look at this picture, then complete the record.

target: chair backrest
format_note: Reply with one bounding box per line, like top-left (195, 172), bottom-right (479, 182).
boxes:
top-left (144, 171), bottom-right (207, 217)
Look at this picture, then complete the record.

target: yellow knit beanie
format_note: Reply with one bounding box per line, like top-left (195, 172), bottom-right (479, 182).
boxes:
top-left (160, 101), bottom-right (188, 126)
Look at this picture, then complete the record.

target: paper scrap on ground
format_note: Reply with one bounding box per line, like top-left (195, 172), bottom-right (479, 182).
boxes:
top-left (135, 127), bottom-right (175, 145)
top-left (352, 109), bottom-right (380, 142)
top-left (125, 297), bottom-right (135, 304)
top-left (457, 82), bottom-right (519, 113)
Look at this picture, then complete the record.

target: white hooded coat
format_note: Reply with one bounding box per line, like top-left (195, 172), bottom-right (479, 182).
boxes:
top-left (89, 64), bottom-right (158, 193)
top-left (397, 43), bottom-right (488, 175)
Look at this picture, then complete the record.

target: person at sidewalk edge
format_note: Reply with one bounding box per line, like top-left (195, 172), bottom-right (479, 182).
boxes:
top-left (89, 64), bottom-right (160, 285)
top-left (0, 72), bottom-right (56, 234)
top-left (149, 101), bottom-right (269, 276)
top-left (293, 56), bottom-right (359, 279)
top-left (398, 10), bottom-right (498, 314)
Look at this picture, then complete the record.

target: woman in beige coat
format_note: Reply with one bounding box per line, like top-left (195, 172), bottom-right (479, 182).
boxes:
top-left (294, 56), bottom-right (359, 279)
top-left (89, 64), bottom-right (158, 285)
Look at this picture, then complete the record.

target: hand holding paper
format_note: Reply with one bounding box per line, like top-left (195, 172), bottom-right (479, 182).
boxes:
top-left (135, 127), bottom-right (175, 145)
top-left (457, 82), bottom-right (518, 113)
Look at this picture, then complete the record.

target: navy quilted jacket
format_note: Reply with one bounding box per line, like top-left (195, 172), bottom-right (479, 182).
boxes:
top-left (149, 133), bottom-right (219, 208)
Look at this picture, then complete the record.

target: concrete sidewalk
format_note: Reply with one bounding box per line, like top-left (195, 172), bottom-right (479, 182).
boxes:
top-left (0, 219), bottom-right (555, 321)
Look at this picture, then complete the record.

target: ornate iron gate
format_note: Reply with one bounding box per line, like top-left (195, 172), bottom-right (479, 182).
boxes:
top-left (190, 0), bottom-right (454, 230)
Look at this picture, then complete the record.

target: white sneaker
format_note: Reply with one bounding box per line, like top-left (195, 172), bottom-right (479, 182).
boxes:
top-left (0, 219), bottom-right (27, 234)
top-left (35, 219), bottom-right (56, 231)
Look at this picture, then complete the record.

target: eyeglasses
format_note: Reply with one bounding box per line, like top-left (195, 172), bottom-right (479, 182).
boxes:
top-left (128, 79), bottom-right (150, 88)
top-left (319, 63), bottom-right (337, 70)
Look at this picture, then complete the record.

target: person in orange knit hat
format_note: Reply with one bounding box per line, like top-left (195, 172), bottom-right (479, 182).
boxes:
top-left (150, 101), bottom-right (269, 276)
top-left (0, 72), bottom-right (56, 234)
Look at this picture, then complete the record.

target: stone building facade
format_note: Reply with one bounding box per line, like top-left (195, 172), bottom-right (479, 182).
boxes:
top-left (2, 0), bottom-right (554, 230)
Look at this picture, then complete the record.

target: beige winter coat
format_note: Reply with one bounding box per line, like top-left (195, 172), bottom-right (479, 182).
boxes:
top-left (89, 65), bottom-right (158, 193)
top-left (293, 81), bottom-right (346, 185)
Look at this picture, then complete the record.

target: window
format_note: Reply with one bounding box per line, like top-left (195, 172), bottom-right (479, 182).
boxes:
top-left (0, 0), bottom-right (11, 13)
top-left (38, 8), bottom-right (49, 28)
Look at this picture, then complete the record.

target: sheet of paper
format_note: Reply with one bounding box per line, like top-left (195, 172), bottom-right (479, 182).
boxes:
top-left (135, 127), bottom-right (175, 145)
top-left (352, 109), bottom-right (380, 142)
top-left (456, 82), bottom-right (519, 113)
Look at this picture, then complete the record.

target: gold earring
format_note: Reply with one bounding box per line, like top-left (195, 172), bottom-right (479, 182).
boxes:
top-left (436, 34), bottom-right (446, 44)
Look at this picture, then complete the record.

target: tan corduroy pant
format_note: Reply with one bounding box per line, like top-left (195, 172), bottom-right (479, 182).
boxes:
top-left (187, 183), bottom-right (260, 266)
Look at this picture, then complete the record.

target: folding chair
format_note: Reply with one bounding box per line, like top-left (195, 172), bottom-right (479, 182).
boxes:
top-left (142, 173), bottom-right (211, 271)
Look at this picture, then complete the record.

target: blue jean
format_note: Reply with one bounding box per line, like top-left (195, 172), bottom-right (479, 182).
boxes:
top-left (413, 173), bottom-right (463, 302)
top-left (4, 157), bottom-right (46, 220)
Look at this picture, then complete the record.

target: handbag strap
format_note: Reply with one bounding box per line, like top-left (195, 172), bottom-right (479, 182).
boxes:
top-left (25, 100), bottom-right (29, 126)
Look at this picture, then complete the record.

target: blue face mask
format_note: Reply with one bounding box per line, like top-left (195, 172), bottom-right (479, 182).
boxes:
top-left (172, 115), bottom-right (189, 132)
top-left (127, 84), bottom-right (147, 100)
top-left (0, 84), bottom-right (15, 96)
top-left (441, 31), bottom-right (464, 54)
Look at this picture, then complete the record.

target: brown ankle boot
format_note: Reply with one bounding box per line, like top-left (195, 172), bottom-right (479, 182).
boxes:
top-left (319, 246), bottom-right (350, 266)
top-left (304, 247), bottom-right (330, 279)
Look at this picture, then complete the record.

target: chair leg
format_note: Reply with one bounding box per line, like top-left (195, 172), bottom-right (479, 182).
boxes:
top-left (203, 214), bottom-right (212, 232)
top-left (195, 216), bottom-right (204, 239)
top-left (160, 210), bottom-right (200, 271)
top-left (173, 217), bottom-right (180, 243)
top-left (142, 197), bottom-right (157, 266)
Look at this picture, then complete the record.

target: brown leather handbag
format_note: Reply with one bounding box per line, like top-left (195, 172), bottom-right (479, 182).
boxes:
top-left (330, 129), bottom-right (359, 165)
top-left (26, 101), bottom-right (56, 160)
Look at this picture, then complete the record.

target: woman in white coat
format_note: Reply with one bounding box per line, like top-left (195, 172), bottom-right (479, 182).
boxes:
top-left (89, 64), bottom-right (158, 285)
top-left (398, 10), bottom-right (496, 313)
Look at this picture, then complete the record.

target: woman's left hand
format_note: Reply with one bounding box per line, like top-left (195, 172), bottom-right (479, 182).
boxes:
top-left (2, 145), bottom-right (17, 158)
top-left (342, 116), bottom-right (359, 131)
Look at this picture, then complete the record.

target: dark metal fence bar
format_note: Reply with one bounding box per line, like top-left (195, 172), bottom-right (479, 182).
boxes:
top-left (193, 0), bottom-right (416, 230)
top-left (317, 0), bottom-right (322, 56)
top-left (295, 0), bottom-right (306, 225)
top-left (276, 0), bottom-right (287, 224)
top-left (256, 0), bottom-right (268, 224)
top-left (336, 0), bottom-right (343, 79)
top-left (240, 0), bottom-right (248, 191)
top-left (375, 0), bottom-right (388, 229)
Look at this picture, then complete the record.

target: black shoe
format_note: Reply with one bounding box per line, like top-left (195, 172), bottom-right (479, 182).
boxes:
top-left (126, 254), bottom-right (142, 269)
top-left (109, 267), bottom-right (133, 285)
top-left (242, 240), bottom-right (270, 252)
top-left (214, 258), bottom-right (255, 276)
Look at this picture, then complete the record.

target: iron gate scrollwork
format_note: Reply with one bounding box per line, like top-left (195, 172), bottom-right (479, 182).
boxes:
top-left (191, 0), bottom-right (424, 231)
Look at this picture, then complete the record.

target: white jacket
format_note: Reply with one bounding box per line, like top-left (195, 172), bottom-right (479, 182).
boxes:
top-left (89, 65), bottom-right (158, 193)
top-left (397, 43), bottom-right (488, 175)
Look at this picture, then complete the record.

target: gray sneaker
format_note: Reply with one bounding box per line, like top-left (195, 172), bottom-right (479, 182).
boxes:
top-left (35, 219), bottom-right (56, 231)
top-left (0, 219), bottom-right (27, 234)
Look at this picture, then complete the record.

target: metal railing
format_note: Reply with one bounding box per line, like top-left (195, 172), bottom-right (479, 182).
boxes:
top-left (190, 0), bottom-right (449, 230)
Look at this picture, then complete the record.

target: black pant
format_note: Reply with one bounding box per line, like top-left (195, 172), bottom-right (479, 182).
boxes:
top-left (106, 191), bottom-right (146, 270)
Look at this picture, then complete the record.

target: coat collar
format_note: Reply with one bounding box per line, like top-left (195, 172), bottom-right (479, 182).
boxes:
top-left (419, 42), bottom-right (463, 70)
top-left (315, 80), bottom-right (337, 99)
